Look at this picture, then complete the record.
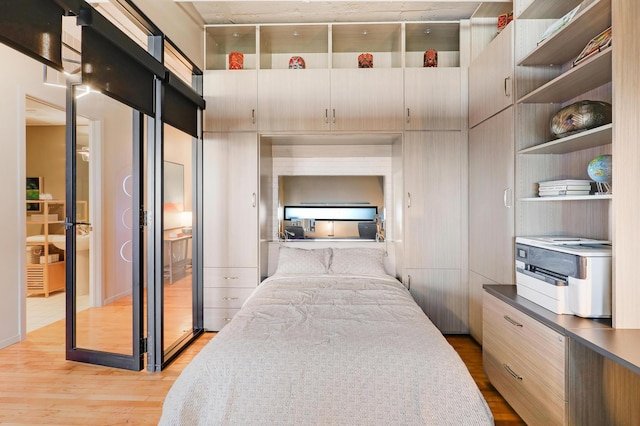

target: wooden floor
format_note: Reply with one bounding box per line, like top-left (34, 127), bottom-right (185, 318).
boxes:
top-left (446, 335), bottom-right (526, 426)
top-left (0, 324), bottom-right (523, 424)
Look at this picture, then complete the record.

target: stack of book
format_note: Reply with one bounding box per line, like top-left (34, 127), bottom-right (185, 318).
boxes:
top-left (538, 179), bottom-right (592, 197)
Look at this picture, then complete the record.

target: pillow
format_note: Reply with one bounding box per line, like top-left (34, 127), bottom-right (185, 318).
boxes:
top-left (275, 246), bottom-right (331, 274)
top-left (329, 247), bottom-right (388, 276)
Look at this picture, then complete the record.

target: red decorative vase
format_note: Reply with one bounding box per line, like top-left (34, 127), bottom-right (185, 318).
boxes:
top-left (288, 56), bottom-right (306, 69)
top-left (229, 51), bottom-right (244, 70)
top-left (423, 49), bottom-right (438, 67)
top-left (358, 53), bottom-right (373, 68)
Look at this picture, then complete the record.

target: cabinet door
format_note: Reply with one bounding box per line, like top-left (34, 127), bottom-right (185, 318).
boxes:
top-left (404, 131), bottom-right (462, 270)
top-left (405, 269), bottom-right (468, 334)
top-left (330, 68), bottom-right (403, 131)
top-left (203, 70), bottom-right (257, 131)
top-left (203, 133), bottom-right (258, 268)
top-left (469, 107), bottom-right (514, 284)
top-left (404, 68), bottom-right (462, 130)
top-left (468, 270), bottom-right (497, 344)
top-left (469, 23), bottom-right (514, 128)
top-left (258, 69), bottom-right (330, 131)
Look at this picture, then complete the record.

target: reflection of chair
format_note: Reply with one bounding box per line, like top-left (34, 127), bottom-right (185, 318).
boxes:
top-left (358, 222), bottom-right (377, 239)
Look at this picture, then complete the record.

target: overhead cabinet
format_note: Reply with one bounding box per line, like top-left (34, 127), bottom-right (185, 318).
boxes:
top-left (258, 68), bottom-right (404, 132)
top-left (204, 21), bottom-right (463, 133)
top-left (468, 22), bottom-right (514, 128)
top-left (203, 70), bottom-right (257, 132)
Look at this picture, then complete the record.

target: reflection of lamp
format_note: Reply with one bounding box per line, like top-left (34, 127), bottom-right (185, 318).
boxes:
top-left (181, 211), bottom-right (192, 234)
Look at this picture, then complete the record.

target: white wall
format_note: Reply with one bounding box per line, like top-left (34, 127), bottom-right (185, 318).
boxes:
top-left (132, 0), bottom-right (205, 71)
top-left (0, 44), bottom-right (66, 348)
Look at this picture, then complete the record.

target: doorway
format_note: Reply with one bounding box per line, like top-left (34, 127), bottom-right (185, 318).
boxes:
top-left (24, 97), bottom-right (94, 333)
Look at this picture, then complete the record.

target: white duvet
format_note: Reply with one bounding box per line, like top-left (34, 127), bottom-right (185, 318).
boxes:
top-left (160, 274), bottom-right (494, 425)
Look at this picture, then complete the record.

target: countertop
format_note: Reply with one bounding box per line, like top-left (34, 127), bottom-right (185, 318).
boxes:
top-left (484, 284), bottom-right (640, 376)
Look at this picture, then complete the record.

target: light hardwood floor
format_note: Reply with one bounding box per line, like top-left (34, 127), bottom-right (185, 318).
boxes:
top-left (3, 296), bottom-right (523, 424)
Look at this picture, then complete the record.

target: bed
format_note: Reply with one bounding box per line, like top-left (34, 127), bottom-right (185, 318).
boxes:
top-left (160, 247), bottom-right (494, 425)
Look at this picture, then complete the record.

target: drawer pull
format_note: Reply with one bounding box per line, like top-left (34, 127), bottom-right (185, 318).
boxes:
top-left (223, 317), bottom-right (232, 322)
top-left (504, 315), bottom-right (523, 327)
top-left (503, 364), bottom-right (523, 381)
top-left (224, 276), bottom-right (239, 280)
top-left (222, 297), bottom-right (239, 301)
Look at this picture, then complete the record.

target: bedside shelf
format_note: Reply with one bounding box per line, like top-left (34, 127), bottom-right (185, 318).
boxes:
top-left (519, 194), bottom-right (612, 202)
top-left (518, 124), bottom-right (612, 155)
top-left (518, 47), bottom-right (611, 104)
top-left (518, 0), bottom-right (611, 66)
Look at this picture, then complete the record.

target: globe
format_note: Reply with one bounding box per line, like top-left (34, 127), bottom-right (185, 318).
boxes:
top-left (587, 154), bottom-right (612, 183)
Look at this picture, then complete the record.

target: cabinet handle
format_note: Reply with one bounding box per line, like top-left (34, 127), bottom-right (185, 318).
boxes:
top-left (224, 276), bottom-right (239, 280)
top-left (252, 192), bottom-right (256, 208)
top-left (406, 274), bottom-right (411, 291)
top-left (504, 76), bottom-right (511, 98)
top-left (503, 315), bottom-right (523, 327)
top-left (222, 297), bottom-right (239, 301)
top-left (332, 108), bottom-right (336, 123)
top-left (223, 317), bottom-right (233, 322)
top-left (324, 108), bottom-right (329, 124)
top-left (251, 109), bottom-right (255, 124)
top-left (406, 108), bottom-right (411, 123)
top-left (407, 192), bottom-right (411, 208)
top-left (503, 188), bottom-right (513, 208)
top-left (503, 364), bottom-right (523, 381)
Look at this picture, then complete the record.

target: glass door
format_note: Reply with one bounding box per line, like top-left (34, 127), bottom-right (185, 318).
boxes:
top-left (65, 83), bottom-right (145, 370)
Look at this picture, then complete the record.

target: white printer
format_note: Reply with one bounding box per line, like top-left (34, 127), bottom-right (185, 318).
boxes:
top-left (515, 236), bottom-right (612, 318)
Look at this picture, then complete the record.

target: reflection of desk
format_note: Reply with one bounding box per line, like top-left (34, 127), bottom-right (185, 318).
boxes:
top-left (164, 234), bottom-right (192, 284)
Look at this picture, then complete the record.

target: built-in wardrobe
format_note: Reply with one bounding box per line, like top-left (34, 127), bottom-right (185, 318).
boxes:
top-left (202, 20), bottom-right (470, 333)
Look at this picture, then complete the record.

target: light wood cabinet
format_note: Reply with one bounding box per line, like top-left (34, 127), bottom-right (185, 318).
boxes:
top-left (404, 68), bottom-right (462, 130)
top-left (468, 22), bottom-right (514, 128)
top-left (403, 131), bottom-right (467, 333)
top-left (203, 267), bottom-right (257, 331)
top-left (483, 290), bottom-right (566, 425)
top-left (203, 70), bottom-right (257, 132)
top-left (329, 68), bottom-right (404, 131)
top-left (257, 69), bottom-right (330, 131)
top-left (468, 106), bottom-right (514, 285)
top-left (468, 270), bottom-right (496, 343)
top-left (202, 133), bottom-right (259, 329)
top-left (202, 132), bottom-right (258, 269)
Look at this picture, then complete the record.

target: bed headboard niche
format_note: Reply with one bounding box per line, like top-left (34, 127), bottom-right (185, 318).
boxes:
top-left (264, 241), bottom-right (396, 279)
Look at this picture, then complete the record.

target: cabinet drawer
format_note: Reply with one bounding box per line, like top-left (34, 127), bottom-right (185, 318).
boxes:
top-left (204, 308), bottom-right (239, 331)
top-left (204, 268), bottom-right (257, 288)
top-left (483, 292), bottom-right (566, 424)
top-left (204, 287), bottom-right (256, 309)
top-left (484, 346), bottom-right (566, 425)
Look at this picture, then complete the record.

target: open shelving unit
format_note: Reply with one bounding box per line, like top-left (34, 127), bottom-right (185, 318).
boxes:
top-left (26, 200), bottom-right (66, 297)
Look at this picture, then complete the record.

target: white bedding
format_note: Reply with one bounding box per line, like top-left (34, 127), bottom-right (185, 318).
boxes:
top-left (160, 274), bottom-right (494, 425)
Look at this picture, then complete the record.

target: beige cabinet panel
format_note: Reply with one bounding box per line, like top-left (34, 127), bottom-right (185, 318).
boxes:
top-left (469, 23), bottom-right (514, 128)
top-left (330, 68), bottom-right (404, 131)
top-left (203, 70), bottom-right (257, 131)
top-left (469, 106), bottom-right (514, 285)
top-left (483, 291), bottom-right (566, 425)
top-left (404, 268), bottom-right (468, 334)
top-left (202, 133), bottom-right (258, 269)
top-left (468, 270), bottom-right (497, 344)
top-left (258, 69), bottom-right (330, 131)
top-left (404, 131), bottom-right (462, 270)
top-left (404, 68), bottom-right (462, 130)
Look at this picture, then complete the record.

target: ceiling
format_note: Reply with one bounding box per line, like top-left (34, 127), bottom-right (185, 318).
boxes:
top-left (182, 1), bottom-right (511, 25)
